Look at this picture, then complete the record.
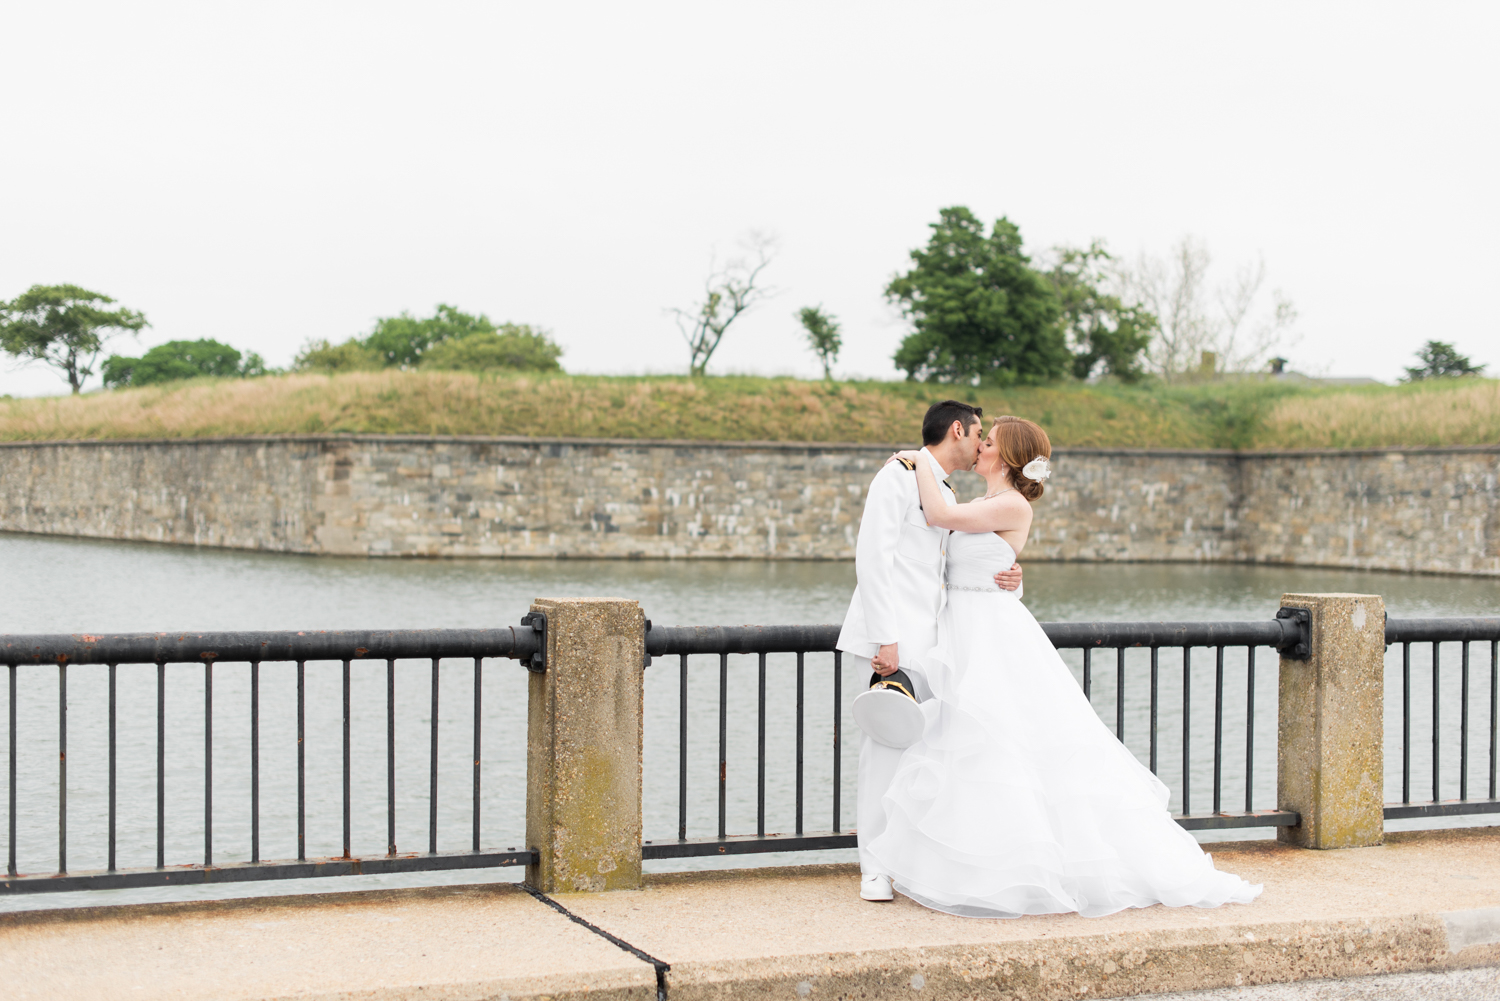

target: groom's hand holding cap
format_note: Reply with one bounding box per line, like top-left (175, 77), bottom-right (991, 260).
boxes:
top-left (873, 643), bottom-right (900, 676)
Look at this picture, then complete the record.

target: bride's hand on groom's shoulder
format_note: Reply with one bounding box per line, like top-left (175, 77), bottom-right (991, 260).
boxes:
top-left (888, 449), bottom-right (922, 465)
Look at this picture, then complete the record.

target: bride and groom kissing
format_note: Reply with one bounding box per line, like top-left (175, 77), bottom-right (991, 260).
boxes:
top-left (836, 400), bottom-right (1261, 919)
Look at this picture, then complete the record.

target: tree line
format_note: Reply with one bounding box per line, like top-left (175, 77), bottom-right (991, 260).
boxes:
top-left (0, 296), bottom-right (563, 393)
top-left (0, 206), bottom-right (1487, 393)
top-left (684, 207), bottom-right (1485, 386)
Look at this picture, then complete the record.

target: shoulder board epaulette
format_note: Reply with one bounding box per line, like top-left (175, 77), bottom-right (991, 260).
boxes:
top-left (895, 457), bottom-right (916, 470)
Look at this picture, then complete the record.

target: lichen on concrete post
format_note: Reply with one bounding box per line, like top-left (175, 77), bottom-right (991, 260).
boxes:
top-left (525, 597), bottom-right (644, 892)
top-left (1277, 592), bottom-right (1386, 849)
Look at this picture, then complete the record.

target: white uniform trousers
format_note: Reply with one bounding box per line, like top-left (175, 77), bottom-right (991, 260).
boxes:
top-left (849, 653), bottom-right (935, 877)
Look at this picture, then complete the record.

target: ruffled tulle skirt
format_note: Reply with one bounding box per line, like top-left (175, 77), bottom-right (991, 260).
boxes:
top-left (864, 590), bottom-right (1262, 918)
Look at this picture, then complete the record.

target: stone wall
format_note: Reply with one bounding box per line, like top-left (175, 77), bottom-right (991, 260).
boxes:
top-left (1, 436), bottom-right (1496, 574)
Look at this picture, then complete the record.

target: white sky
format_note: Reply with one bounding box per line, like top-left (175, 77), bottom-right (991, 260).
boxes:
top-left (2, 2), bottom-right (1496, 396)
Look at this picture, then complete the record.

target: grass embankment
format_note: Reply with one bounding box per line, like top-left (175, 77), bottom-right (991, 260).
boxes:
top-left (0, 371), bottom-right (1496, 449)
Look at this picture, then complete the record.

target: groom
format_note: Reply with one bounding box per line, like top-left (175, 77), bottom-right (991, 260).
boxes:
top-left (836, 399), bottom-right (1023, 902)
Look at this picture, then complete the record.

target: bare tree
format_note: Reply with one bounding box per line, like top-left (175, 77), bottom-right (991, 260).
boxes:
top-left (1119, 236), bottom-right (1298, 379)
top-left (1216, 258), bottom-right (1299, 373)
top-left (1120, 237), bottom-right (1215, 378)
top-left (669, 232), bottom-right (777, 376)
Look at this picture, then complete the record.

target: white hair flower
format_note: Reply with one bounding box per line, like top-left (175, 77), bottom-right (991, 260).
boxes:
top-left (1021, 456), bottom-right (1052, 482)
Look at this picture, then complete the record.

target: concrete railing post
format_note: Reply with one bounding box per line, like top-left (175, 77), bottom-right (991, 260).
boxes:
top-left (1277, 592), bottom-right (1386, 849)
top-left (525, 597), bottom-right (644, 892)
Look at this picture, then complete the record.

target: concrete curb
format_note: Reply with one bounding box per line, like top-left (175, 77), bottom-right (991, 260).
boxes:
top-left (657, 913), bottom-right (1498, 1001)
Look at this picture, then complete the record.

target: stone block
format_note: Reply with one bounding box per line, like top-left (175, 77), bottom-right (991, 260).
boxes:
top-left (525, 597), bottom-right (644, 892)
top-left (1277, 592), bottom-right (1387, 849)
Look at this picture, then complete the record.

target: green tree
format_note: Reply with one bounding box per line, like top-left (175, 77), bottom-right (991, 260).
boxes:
top-left (366, 304), bottom-right (499, 368)
top-left (1402, 340), bottom-right (1485, 381)
top-left (0, 284), bottom-right (148, 393)
top-left (419, 325), bottom-right (564, 372)
top-left (796, 306), bottom-right (842, 380)
top-left (103, 339), bottom-right (267, 388)
top-left (887, 208), bottom-right (1066, 384)
top-left (1046, 242), bottom-right (1156, 382)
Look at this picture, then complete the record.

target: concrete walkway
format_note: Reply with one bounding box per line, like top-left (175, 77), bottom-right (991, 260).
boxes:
top-left (2, 826), bottom-right (1498, 1000)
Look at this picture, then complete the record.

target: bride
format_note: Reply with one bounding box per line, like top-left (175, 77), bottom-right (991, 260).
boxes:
top-left (872, 415), bottom-right (1262, 919)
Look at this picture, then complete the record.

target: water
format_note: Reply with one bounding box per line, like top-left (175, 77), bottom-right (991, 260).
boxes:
top-left (1, 531), bottom-right (1496, 912)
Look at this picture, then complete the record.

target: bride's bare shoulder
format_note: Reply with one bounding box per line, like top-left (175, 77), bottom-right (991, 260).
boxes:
top-left (990, 490), bottom-right (1033, 525)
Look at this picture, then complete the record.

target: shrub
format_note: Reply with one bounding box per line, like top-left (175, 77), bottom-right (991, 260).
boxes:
top-left (419, 325), bottom-right (563, 372)
top-left (293, 338), bottom-right (384, 373)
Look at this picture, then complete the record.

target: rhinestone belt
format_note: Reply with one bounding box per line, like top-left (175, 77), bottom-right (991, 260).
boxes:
top-left (945, 584), bottom-right (999, 592)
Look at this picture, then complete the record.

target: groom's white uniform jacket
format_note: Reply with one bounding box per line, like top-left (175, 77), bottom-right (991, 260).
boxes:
top-left (837, 447), bottom-right (953, 670)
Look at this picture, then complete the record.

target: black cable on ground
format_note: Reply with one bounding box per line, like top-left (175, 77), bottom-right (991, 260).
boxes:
top-left (522, 883), bottom-right (671, 1001)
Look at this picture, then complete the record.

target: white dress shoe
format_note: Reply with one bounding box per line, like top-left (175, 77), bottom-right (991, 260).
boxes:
top-left (860, 874), bottom-right (894, 901)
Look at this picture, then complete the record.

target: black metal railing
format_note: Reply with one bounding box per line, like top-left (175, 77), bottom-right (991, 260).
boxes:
top-left (7, 613), bottom-right (1497, 895)
top-left (1, 628), bottom-right (540, 894)
top-left (642, 624), bottom-right (856, 859)
top-left (1047, 616), bottom-right (1305, 830)
top-left (640, 614), bottom-right (1313, 859)
top-left (1384, 618), bottom-right (1500, 821)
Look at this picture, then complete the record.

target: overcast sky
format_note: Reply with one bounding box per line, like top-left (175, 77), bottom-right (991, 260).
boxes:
top-left (2, 2), bottom-right (1496, 397)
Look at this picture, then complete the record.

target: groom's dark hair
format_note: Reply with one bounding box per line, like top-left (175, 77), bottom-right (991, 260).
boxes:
top-left (921, 400), bottom-right (983, 446)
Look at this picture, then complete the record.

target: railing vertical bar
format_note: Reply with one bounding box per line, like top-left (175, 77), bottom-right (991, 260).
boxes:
top-left (756, 652), bottom-right (766, 838)
top-left (472, 657), bottom-right (482, 853)
top-left (1433, 641), bottom-right (1441, 803)
top-left (1213, 646), bottom-right (1224, 815)
top-left (832, 650), bottom-right (842, 833)
top-left (250, 661), bottom-right (260, 864)
top-left (204, 662), bottom-right (214, 867)
top-left (108, 663), bottom-right (117, 872)
top-left (387, 659), bottom-right (396, 856)
top-left (1402, 642), bottom-right (1411, 805)
top-left (1461, 642), bottom-right (1470, 801)
top-left (296, 660), bottom-right (305, 862)
top-left (342, 659), bottom-right (351, 859)
top-left (717, 653), bottom-right (727, 841)
top-left (1149, 647), bottom-right (1159, 774)
top-left (1116, 647), bottom-right (1125, 740)
top-left (1491, 639), bottom-right (1498, 802)
top-left (1083, 647), bottom-right (1092, 701)
top-left (204, 661), bottom-right (213, 867)
top-left (1244, 646), bottom-right (1256, 815)
top-left (430, 658), bottom-right (439, 855)
top-left (157, 662), bottom-right (165, 869)
top-left (677, 654), bottom-right (687, 842)
top-left (57, 663), bottom-right (66, 875)
top-left (7, 663), bottom-right (14, 878)
top-left (1181, 647), bottom-right (1191, 817)
top-left (795, 651), bottom-right (805, 836)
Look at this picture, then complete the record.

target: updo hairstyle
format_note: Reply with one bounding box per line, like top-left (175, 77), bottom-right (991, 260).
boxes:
top-left (992, 415), bottom-right (1052, 502)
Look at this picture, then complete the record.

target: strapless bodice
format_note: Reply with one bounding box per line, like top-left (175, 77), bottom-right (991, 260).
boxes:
top-left (945, 531), bottom-right (1016, 590)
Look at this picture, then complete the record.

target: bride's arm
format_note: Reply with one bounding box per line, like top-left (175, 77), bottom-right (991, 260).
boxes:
top-left (895, 451), bottom-right (1031, 534)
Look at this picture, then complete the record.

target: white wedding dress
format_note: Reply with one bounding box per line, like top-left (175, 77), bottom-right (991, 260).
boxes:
top-left (863, 530), bottom-right (1263, 918)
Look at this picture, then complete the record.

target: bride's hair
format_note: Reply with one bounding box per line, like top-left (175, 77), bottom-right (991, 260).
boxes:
top-left (992, 416), bottom-right (1052, 502)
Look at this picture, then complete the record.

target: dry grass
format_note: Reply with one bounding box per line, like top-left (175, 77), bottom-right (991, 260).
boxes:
top-left (1256, 378), bottom-right (1500, 449)
top-left (0, 371), bottom-right (1495, 449)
